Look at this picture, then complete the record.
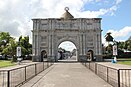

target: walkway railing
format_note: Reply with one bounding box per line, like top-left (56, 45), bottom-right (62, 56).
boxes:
top-left (82, 62), bottom-right (131, 87)
top-left (0, 61), bottom-right (53, 87)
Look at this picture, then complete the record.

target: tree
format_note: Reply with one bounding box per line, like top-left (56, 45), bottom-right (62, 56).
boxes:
top-left (128, 36), bottom-right (131, 40)
top-left (18, 35), bottom-right (32, 59)
top-left (104, 32), bottom-right (114, 58)
top-left (124, 41), bottom-right (128, 51)
top-left (105, 32), bottom-right (114, 45)
top-left (0, 32), bottom-right (32, 61)
top-left (117, 41), bottom-right (124, 50)
top-left (0, 32), bottom-right (13, 54)
top-left (106, 44), bottom-right (113, 54)
top-left (0, 32), bottom-right (13, 46)
top-left (126, 37), bottom-right (131, 51)
top-left (2, 38), bottom-right (17, 61)
top-left (117, 36), bottom-right (131, 51)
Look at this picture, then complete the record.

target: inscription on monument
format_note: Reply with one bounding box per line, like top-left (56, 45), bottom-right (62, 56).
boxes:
top-left (54, 21), bottom-right (79, 29)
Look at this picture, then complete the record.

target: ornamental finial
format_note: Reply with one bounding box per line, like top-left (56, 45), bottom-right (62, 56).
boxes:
top-left (65, 7), bottom-right (69, 11)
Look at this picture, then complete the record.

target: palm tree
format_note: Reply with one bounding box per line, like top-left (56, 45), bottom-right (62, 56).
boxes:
top-left (127, 37), bottom-right (131, 51)
top-left (104, 32), bottom-right (114, 57)
top-left (105, 32), bottom-right (114, 44)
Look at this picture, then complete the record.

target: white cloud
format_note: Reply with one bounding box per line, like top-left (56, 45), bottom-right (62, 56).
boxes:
top-left (107, 26), bottom-right (131, 41)
top-left (0, 0), bottom-right (122, 43)
top-left (95, 0), bottom-right (102, 2)
top-left (59, 41), bottom-right (76, 51)
top-left (116, 0), bottom-right (122, 5)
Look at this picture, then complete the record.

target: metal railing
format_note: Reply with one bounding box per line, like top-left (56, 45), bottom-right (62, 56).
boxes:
top-left (0, 61), bottom-right (53, 87)
top-left (82, 62), bottom-right (131, 87)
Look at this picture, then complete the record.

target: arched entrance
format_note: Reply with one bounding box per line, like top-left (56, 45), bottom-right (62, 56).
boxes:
top-left (57, 41), bottom-right (77, 62)
top-left (41, 50), bottom-right (47, 62)
top-left (87, 50), bottom-right (95, 61)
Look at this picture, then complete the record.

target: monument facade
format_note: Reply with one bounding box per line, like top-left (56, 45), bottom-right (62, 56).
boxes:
top-left (32, 7), bottom-right (102, 62)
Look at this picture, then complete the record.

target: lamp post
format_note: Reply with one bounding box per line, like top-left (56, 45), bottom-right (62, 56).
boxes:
top-left (113, 41), bottom-right (117, 63)
top-left (17, 42), bottom-right (22, 65)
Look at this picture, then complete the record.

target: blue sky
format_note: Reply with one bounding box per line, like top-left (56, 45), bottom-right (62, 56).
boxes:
top-left (101, 0), bottom-right (131, 41)
top-left (0, 0), bottom-right (131, 50)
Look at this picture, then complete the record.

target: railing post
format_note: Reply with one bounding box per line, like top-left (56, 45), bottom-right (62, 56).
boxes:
top-left (25, 67), bottom-right (26, 81)
top-left (107, 67), bottom-right (109, 82)
top-left (7, 71), bottom-right (10, 87)
top-left (118, 69), bottom-right (120, 87)
top-left (47, 61), bottom-right (49, 68)
top-left (43, 62), bottom-right (44, 71)
top-left (85, 61), bottom-right (86, 66)
top-left (35, 64), bottom-right (37, 75)
top-left (89, 62), bottom-right (90, 69)
top-left (95, 63), bottom-right (97, 74)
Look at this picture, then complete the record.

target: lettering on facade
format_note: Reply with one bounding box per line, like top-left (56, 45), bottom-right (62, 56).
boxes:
top-left (54, 21), bottom-right (79, 29)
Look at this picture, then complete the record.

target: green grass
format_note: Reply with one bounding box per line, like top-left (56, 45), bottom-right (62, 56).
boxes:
top-left (118, 61), bottom-right (131, 66)
top-left (0, 60), bottom-right (16, 68)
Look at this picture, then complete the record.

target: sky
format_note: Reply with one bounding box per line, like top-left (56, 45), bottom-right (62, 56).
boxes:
top-left (58, 41), bottom-right (76, 51)
top-left (0, 0), bottom-right (131, 51)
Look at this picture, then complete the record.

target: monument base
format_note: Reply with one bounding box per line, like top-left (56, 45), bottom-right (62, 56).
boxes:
top-left (47, 56), bottom-right (55, 62)
top-left (78, 55), bottom-right (87, 62)
top-left (32, 55), bottom-right (41, 62)
top-left (96, 55), bottom-right (103, 62)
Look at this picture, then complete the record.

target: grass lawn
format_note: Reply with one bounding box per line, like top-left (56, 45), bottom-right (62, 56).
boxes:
top-left (0, 60), bottom-right (16, 68)
top-left (118, 60), bottom-right (131, 65)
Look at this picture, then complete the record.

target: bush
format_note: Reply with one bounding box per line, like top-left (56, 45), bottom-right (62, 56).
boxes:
top-left (11, 56), bottom-right (17, 62)
top-left (103, 54), bottom-right (113, 59)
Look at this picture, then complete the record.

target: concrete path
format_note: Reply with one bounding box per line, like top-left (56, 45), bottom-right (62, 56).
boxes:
top-left (21, 63), bottom-right (112, 87)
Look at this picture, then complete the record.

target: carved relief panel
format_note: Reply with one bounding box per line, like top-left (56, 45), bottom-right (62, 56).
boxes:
top-left (41, 20), bottom-right (49, 30)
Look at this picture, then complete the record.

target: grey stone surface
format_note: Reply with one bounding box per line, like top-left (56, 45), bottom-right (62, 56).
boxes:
top-left (32, 8), bottom-right (102, 62)
top-left (21, 63), bottom-right (112, 87)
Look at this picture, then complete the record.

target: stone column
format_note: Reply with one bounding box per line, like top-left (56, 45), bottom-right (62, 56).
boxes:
top-left (79, 34), bottom-right (82, 55)
top-left (32, 33), bottom-right (35, 55)
top-left (48, 35), bottom-right (51, 56)
top-left (96, 31), bottom-right (103, 61)
top-left (83, 34), bottom-right (86, 55)
top-left (37, 34), bottom-right (40, 56)
top-left (52, 34), bottom-right (54, 56)
top-left (35, 20), bottom-right (40, 61)
top-left (82, 34), bottom-right (85, 55)
top-left (32, 32), bottom-right (36, 62)
top-left (99, 32), bottom-right (102, 55)
top-left (95, 33), bottom-right (98, 55)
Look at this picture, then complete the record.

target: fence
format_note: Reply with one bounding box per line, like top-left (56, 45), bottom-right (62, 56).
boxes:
top-left (0, 61), bottom-right (53, 87)
top-left (82, 62), bottom-right (131, 87)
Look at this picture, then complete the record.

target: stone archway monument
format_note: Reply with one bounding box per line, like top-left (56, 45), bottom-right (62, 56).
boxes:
top-left (32, 7), bottom-right (102, 62)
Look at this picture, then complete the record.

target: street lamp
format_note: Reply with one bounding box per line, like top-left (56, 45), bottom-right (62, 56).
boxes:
top-left (112, 40), bottom-right (118, 63)
top-left (16, 42), bottom-right (22, 65)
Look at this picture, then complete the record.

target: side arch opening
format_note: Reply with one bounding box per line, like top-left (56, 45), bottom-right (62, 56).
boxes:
top-left (41, 50), bottom-right (47, 62)
top-left (87, 50), bottom-right (95, 61)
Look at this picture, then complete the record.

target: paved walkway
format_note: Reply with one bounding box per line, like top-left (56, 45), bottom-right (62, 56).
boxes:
top-left (21, 63), bottom-right (112, 87)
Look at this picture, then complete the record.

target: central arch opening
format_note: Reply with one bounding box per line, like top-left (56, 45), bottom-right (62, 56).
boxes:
top-left (58, 41), bottom-right (77, 62)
